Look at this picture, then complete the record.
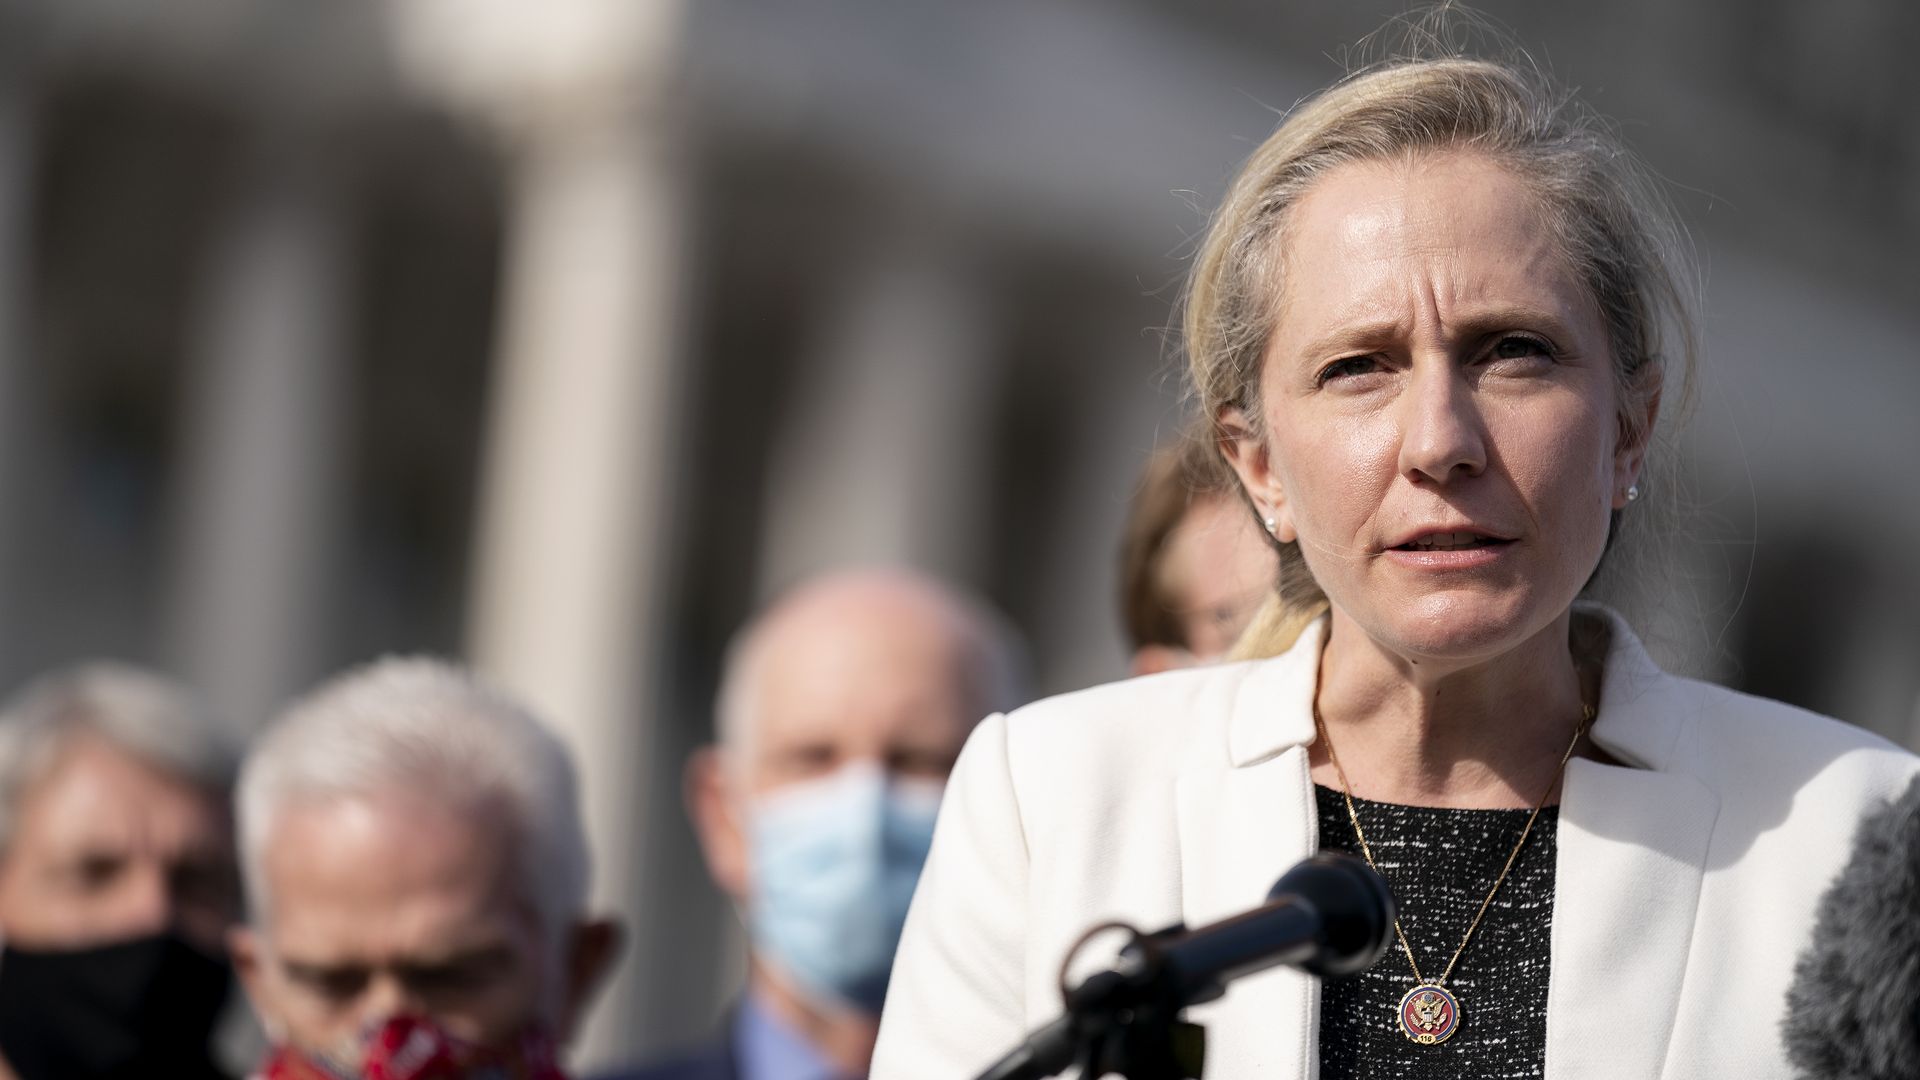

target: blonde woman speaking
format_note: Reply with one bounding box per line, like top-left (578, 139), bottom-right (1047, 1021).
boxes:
top-left (871, 42), bottom-right (1920, 1080)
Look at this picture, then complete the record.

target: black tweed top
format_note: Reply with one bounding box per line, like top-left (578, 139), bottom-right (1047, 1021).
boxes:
top-left (1314, 784), bottom-right (1559, 1079)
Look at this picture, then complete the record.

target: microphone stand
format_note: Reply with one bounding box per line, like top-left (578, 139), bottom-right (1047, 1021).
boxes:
top-left (969, 853), bottom-right (1394, 1080)
top-left (973, 923), bottom-right (1211, 1080)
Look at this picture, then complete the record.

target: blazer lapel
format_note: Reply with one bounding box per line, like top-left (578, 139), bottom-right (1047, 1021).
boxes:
top-left (1546, 761), bottom-right (1716, 1079)
top-left (1175, 621), bottom-right (1325, 1079)
top-left (1545, 609), bottom-right (1721, 1080)
top-left (1177, 749), bottom-right (1318, 1080)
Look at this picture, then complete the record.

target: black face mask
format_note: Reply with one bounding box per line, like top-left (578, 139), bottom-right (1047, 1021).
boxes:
top-left (0, 932), bottom-right (232, 1080)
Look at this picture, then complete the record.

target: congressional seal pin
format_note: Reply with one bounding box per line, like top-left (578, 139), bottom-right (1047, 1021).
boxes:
top-left (1397, 983), bottom-right (1461, 1045)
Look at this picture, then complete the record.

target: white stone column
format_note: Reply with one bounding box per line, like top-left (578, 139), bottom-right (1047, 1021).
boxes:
top-left (463, 114), bottom-right (689, 1070)
top-left (756, 232), bottom-right (999, 594)
top-left (386, 1), bottom-right (691, 1066)
top-left (164, 153), bottom-right (350, 740)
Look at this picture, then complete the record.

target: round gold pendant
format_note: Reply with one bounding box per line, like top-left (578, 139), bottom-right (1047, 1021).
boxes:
top-left (1397, 983), bottom-right (1461, 1045)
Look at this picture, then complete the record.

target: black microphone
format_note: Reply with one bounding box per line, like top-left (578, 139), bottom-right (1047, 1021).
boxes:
top-left (1142, 850), bottom-right (1395, 1003)
top-left (974, 852), bottom-right (1394, 1080)
top-left (1784, 774), bottom-right (1920, 1080)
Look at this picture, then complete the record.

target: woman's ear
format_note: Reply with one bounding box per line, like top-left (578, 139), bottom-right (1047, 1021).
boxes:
top-left (1217, 406), bottom-right (1295, 543)
top-left (1612, 375), bottom-right (1663, 509)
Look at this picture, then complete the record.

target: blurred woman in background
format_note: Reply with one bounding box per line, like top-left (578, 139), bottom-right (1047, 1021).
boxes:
top-left (871, 42), bottom-right (1920, 1080)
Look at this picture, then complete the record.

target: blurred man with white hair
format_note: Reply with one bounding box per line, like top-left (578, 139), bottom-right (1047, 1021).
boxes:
top-left (229, 658), bottom-right (620, 1079)
top-left (626, 568), bottom-right (1026, 1080)
top-left (0, 662), bottom-right (241, 1080)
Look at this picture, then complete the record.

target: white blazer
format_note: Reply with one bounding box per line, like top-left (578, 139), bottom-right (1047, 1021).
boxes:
top-left (872, 610), bottom-right (1920, 1079)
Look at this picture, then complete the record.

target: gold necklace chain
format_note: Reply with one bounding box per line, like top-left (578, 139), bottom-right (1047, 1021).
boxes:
top-left (1313, 700), bottom-right (1591, 1044)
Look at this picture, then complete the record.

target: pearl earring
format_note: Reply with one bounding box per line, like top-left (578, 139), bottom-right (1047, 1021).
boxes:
top-left (1263, 513), bottom-right (1278, 535)
top-left (1626, 484), bottom-right (1641, 502)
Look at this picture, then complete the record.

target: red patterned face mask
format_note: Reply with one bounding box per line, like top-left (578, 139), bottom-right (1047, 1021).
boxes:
top-left (261, 1014), bottom-right (568, 1080)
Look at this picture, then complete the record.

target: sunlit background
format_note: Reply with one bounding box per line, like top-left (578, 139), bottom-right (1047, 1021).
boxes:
top-left (0, 0), bottom-right (1915, 1071)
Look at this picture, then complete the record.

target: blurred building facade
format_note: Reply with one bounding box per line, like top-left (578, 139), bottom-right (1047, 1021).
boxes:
top-left (0, 0), bottom-right (1916, 1071)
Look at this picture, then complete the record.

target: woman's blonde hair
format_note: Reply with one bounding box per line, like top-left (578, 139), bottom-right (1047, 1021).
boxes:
top-left (1190, 44), bottom-right (1697, 659)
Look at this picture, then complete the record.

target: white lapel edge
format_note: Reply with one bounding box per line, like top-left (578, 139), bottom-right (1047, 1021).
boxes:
top-left (1175, 621), bottom-right (1326, 1079)
top-left (1544, 758), bottom-right (1719, 1080)
top-left (1177, 746), bottom-right (1319, 1080)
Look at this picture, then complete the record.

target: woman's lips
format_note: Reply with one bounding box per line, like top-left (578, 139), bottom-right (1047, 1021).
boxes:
top-left (1395, 530), bottom-right (1507, 551)
top-left (1382, 532), bottom-right (1515, 569)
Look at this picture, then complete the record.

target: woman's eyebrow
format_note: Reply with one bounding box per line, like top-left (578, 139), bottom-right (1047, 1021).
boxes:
top-left (1293, 319), bottom-right (1405, 363)
top-left (1291, 306), bottom-right (1580, 361)
top-left (1445, 306), bottom-right (1580, 342)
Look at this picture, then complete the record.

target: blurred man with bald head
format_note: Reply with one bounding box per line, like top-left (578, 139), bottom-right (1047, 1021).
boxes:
top-left (628, 569), bottom-right (1024, 1080)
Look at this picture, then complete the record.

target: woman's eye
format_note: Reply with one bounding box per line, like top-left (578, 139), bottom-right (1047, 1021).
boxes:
top-left (1489, 335), bottom-right (1553, 361)
top-left (1316, 356), bottom-right (1380, 384)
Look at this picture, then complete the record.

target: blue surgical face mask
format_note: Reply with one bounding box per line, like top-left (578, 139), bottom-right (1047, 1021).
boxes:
top-left (746, 761), bottom-right (943, 1015)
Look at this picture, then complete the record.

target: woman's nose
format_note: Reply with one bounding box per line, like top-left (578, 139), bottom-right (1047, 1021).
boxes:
top-left (1396, 364), bottom-right (1487, 485)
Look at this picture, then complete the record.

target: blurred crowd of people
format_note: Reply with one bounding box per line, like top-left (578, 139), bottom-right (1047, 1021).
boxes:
top-left (0, 429), bottom-right (1272, 1080)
